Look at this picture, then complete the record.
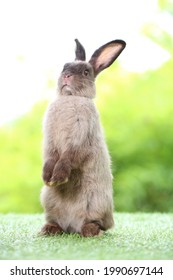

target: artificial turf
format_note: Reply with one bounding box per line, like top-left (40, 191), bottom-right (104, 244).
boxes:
top-left (0, 213), bottom-right (173, 260)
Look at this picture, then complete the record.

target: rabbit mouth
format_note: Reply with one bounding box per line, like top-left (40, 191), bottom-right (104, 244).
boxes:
top-left (61, 84), bottom-right (73, 95)
top-left (62, 84), bottom-right (67, 89)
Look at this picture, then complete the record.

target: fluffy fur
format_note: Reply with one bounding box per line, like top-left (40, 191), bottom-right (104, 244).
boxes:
top-left (40, 39), bottom-right (126, 237)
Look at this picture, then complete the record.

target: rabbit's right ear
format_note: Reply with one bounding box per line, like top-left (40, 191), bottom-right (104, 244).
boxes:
top-left (75, 39), bottom-right (86, 61)
top-left (89, 40), bottom-right (126, 77)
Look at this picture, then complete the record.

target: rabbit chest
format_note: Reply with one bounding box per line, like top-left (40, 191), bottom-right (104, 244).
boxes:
top-left (44, 96), bottom-right (100, 154)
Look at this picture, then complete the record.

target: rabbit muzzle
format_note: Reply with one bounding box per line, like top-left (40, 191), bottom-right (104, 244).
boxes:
top-left (62, 73), bottom-right (73, 85)
top-left (59, 73), bottom-right (74, 96)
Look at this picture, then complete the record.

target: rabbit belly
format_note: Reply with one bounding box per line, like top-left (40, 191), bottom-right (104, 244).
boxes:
top-left (41, 184), bottom-right (88, 233)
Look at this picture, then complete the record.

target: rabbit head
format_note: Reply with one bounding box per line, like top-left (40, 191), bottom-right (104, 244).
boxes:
top-left (58, 38), bottom-right (126, 98)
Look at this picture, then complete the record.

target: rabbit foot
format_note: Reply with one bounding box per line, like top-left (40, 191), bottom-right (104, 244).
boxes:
top-left (39, 223), bottom-right (63, 235)
top-left (81, 222), bottom-right (102, 237)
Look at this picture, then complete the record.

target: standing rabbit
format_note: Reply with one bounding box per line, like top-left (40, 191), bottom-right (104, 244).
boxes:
top-left (40, 39), bottom-right (126, 237)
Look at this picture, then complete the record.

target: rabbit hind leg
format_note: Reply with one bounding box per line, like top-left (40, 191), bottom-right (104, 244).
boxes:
top-left (81, 222), bottom-right (103, 237)
top-left (39, 222), bottom-right (64, 236)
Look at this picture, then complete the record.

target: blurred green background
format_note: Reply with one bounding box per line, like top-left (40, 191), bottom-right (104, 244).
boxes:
top-left (0, 0), bottom-right (173, 213)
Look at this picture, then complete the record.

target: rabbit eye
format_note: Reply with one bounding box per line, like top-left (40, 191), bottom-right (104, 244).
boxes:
top-left (83, 69), bottom-right (89, 76)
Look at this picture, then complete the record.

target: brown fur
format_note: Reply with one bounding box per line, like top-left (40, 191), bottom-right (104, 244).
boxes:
top-left (81, 222), bottom-right (101, 237)
top-left (40, 39), bottom-right (126, 237)
top-left (40, 222), bottom-right (63, 235)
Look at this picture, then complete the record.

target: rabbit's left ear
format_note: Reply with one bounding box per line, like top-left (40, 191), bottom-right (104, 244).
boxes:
top-left (75, 39), bottom-right (86, 61)
top-left (89, 40), bottom-right (126, 77)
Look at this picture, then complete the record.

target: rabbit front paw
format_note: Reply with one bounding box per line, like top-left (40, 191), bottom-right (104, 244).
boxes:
top-left (42, 158), bottom-right (56, 185)
top-left (50, 160), bottom-right (71, 186)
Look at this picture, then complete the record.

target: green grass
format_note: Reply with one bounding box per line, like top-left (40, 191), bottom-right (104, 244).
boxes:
top-left (0, 213), bottom-right (173, 260)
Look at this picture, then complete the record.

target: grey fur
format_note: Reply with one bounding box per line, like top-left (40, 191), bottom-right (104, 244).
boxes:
top-left (40, 39), bottom-right (126, 236)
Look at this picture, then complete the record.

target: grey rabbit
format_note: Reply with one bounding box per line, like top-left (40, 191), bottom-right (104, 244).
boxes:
top-left (40, 38), bottom-right (126, 237)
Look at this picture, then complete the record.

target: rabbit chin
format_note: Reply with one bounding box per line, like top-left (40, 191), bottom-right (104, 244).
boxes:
top-left (60, 85), bottom-right (74, 96)
top-left (59, 84), bottom-right (96, 98)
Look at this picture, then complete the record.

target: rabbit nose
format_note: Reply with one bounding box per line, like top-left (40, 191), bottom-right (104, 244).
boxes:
top-left (63, 73), bottom-right (73, 85)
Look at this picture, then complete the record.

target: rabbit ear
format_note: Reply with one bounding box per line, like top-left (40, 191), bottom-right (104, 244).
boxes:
top-left (75, 39), bottom-right (86, 61)
top-left (89, 40), bottom-right (126, 77)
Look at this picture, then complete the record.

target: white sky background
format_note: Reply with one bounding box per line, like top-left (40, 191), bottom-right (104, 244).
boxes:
top-left (0, 0), bottom-right (171, 125)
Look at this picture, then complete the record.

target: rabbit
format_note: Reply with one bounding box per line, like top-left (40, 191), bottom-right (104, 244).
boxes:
top-left (40, 38), bottom-right (126, 237)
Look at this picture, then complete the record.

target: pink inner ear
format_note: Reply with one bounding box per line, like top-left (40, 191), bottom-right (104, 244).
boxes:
top-left (95, 43), bottom-right (123, 69)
